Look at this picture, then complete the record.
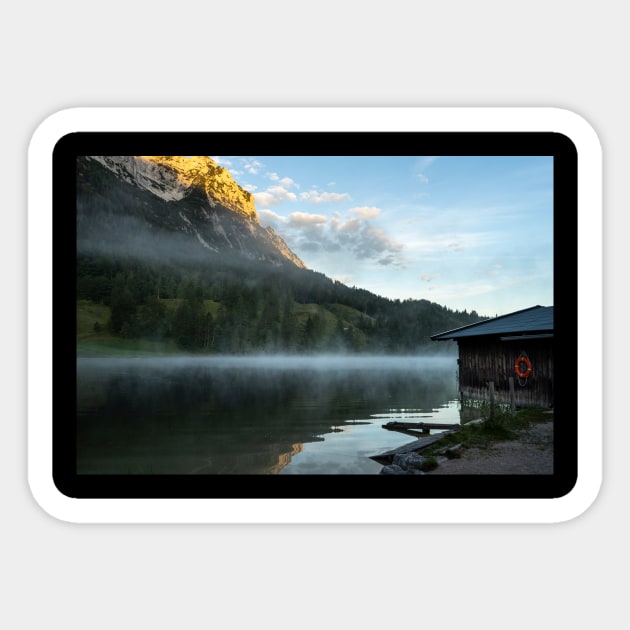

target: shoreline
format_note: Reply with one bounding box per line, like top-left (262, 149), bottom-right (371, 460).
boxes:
top-left (378, 416), bottom-right (554, 475)
top-left (426, 419), bottom-right (553, 474)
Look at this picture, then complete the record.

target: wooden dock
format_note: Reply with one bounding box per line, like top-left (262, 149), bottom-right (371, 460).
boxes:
top-left (383, 421), bottom-right (462, 434)
top-left (369, 432), bottom-right (452, 465)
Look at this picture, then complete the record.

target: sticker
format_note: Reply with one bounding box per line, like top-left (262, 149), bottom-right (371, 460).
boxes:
top-left (27, 107), bottom-right (602, 523)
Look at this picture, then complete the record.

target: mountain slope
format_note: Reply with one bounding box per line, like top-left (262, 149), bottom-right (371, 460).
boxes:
top-left (77, 155), bottom-right (306, 269)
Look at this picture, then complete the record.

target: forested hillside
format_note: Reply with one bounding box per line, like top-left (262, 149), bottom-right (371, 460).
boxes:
top-left (77, 253), bottom-right (484, 355)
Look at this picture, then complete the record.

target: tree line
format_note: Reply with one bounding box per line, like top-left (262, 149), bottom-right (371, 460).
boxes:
top-left (77, 254), bottom-right (483, 354)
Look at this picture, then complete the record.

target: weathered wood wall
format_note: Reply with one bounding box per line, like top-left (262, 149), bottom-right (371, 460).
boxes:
top-left (457, 337), bottom-right (554, 408)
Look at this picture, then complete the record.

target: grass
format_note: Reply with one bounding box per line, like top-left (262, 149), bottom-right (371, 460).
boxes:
top-left (422, 405), bottom-right (553, 457)
top-left (77, 337), bottom-right (182, 357)
top-left (419, 455), bottom-right (439, 472)
top-left (76, 300), bottom-right (111, 338)
top-left (76, 299), bottom-right (219, 357)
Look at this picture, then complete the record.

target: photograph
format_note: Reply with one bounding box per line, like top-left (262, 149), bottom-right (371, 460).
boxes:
top-left (50, 129), bottom-right (578, 501)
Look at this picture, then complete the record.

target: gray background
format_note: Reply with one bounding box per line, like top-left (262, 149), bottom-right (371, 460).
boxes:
top-left (5, 2), bottom-right (618, 628)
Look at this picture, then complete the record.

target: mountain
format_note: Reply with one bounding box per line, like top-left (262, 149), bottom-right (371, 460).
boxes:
top-left (77, 155), bottom-right (306, 269)
top-left (76, 155), bottom-right (485, 355)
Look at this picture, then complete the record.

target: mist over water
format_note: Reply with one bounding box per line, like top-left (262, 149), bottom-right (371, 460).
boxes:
top-left (78, 353), bottom-right (457, 372)
top-left (77, 354), bottom-right (460, 475)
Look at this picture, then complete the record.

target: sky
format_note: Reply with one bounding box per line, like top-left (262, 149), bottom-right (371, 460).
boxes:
top-left (211, 155), bottom-right (554, 318)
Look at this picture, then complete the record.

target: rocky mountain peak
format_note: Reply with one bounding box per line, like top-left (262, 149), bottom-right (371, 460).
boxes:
top-left (88, 155), bottom-right (258, 221)
top-left (80, 155), bottom-right (306, 270)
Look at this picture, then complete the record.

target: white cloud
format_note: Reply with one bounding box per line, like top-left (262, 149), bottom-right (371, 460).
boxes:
top-left (254, 192), bottom-right (277, 208)
top-left (333, 217), bottom-right (361, 234)
top-left (242, 158), bottom-right (263, 175)
top-left (350, 206), bottom-right (381, 219)
top-left (300, 190), bottom-right (350, 203)
top-left (328, 216), bottom-right (404, 265)
top-left (417, 156), bottom-right (439, 169)
top-left (287, 212), bottom-right (327, 227)
top-left (280, 177), bottom-right (298, 188)
top-left (258, 209), bottom-right (286, 227)
top-left (265, 172), bottom-right (298, 188)
top-left (413, 156), bottom-right (439, 185)
top-left (254, 186), bottom-right (298, 207)
top-left (263, 206), bottom-right (404, 267)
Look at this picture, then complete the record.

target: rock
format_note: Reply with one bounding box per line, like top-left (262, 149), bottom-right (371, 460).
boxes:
top-left (380, 453), bottom-right (433, 473)
top-left (393, 452), bottom-right (429, 471)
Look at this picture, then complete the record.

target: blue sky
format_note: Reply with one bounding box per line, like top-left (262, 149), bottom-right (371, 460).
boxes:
top-left (212, 155), bottom-right (554, 318)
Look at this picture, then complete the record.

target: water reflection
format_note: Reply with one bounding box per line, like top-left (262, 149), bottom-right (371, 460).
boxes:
top-left (77, 355), bottom-right (459, 474)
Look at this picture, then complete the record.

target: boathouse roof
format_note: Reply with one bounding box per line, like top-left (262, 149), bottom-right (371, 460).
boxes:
top-left (430, 305), bottom-right (554, 341)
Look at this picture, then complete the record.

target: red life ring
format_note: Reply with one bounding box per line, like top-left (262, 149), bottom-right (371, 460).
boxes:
top-left (514, 355), bottom-right (533, 379)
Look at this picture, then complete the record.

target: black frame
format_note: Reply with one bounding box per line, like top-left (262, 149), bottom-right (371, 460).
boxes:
top-left (54, 131), bottom-right (577, 500)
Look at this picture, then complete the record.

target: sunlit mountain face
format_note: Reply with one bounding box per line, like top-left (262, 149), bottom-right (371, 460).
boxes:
top-left (78, 155), bottom-right (306, 269)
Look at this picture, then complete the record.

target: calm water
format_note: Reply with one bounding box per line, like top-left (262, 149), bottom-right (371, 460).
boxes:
top-left (76, 354), bottom-right (460, 474)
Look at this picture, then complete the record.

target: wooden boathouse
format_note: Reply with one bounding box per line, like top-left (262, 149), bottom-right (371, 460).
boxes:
top-left (431, 305), bottom-right (554, 408)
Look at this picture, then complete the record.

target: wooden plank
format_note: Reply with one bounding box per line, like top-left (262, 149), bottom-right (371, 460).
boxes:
top-left (369, 432), bottom-right (452, 464)
top-left (383, 421), bottom-right (461, 432)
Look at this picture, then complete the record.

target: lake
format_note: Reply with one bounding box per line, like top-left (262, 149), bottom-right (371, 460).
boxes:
top-left (76, 354), bottom-right (461, 475)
